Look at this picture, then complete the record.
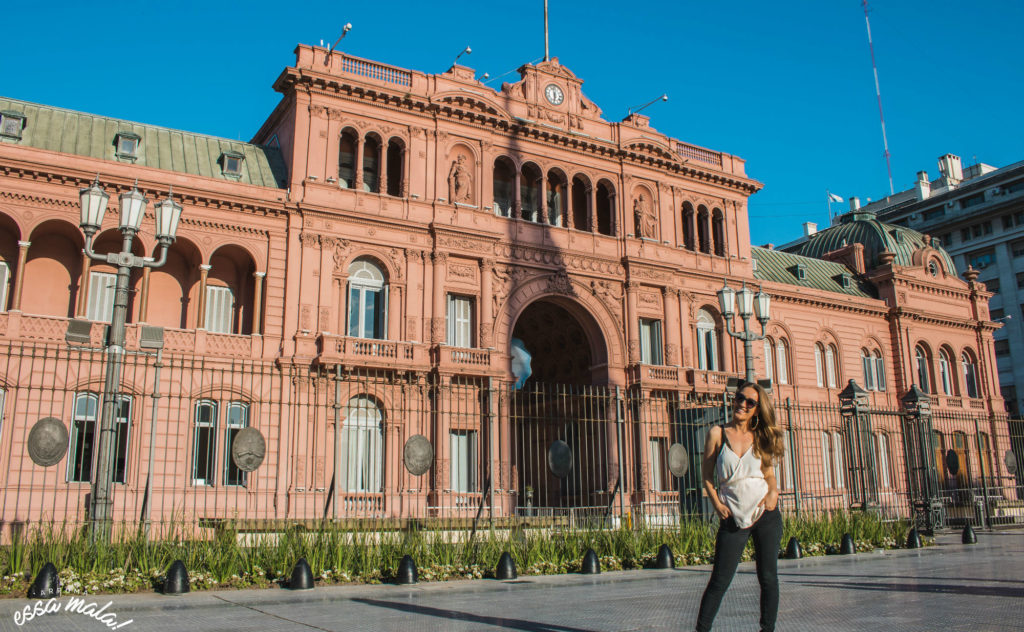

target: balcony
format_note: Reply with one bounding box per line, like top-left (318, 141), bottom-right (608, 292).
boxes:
top-left (687, 369), bottom-right (736, 389)
top-left (316, 333), bottom-right (428, 369)
top-left (627, 363), bottom-right (682, 387)
top-left (432, 345), bottom-right (498, 375)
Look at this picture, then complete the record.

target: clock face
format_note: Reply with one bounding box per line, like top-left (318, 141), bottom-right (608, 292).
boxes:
top-left (544, 83), bottom-right (564, 106)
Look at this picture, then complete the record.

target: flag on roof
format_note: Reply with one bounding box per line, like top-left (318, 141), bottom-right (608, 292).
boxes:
top-left (827, 192), bottom-right (844, 203)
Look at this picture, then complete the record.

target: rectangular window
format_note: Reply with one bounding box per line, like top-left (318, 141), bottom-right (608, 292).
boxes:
top-left (990, 308), bottom-right (1005, 321)
top-left (960, 228), bottom-right (971, 242)
top-left (995, 339), bottom-right (1010, 356)
top-left (1017, 272), bottom-right (1024, 289)
top-left (0, 113), bottom-right (24, 139)
top-left (1003, 215), bottom-right (1014, 230)
top-left (639, 319), bottom-right (663, 365)
top-left (68, 394), bottom-right (98, 483)
top-left (347, 284), bottom-right (385, 339)
top-left (223, 402), bottom-right (249, 486)
top-left (446, 294), bottom-right (474, 348)
top-left (822, 433), bottom-right (832, 489)
top-left (0, 261), bottom-right (8, 311)
top-left (969, 249), bottom-right (996, 270)
top-left (648, 437), bottom-right (669, 492)
top-left (922, 208), bottom-right (945, 221)
top-left (192, 400), bottom-right (218, 485)
top-left (776, 342), bottom-right (789, 385)
top-left (962, 193), bottom-right (985, 209)
top-left (877, 434), bottom-right (891, 488)
top-left (985, 277), bottom-right (1000, 293)
top-left (832, 431), bottom-right (845, 488)
top-left (112, 396), bottom-right (132, 484)
top-left (449, 430), bottom-right (477, 493)
top-left (1013, 241), bottom-right (1024, 258)
top-left (205, 285), bottom-right (235, 333)
top-left (764, 339), bottom-right (774, 383)
top-left (875, 356), bottom-right (886, 392)
top-left (86, 271), bottom-right (117, 322)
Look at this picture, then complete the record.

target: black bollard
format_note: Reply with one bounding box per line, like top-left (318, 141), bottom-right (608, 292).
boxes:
top-left (962, 524), bottom-right (977, 545)
top-left (655, 544), bottom-right (675, 569)
top-left (580, 548), bottom-right (601, 574)
top-left (906, 527), bottom-right (922, 549)
top-left (495, 552), bottom-right (517, 580)
top-left (396, 554), bottom-right (418, 584)
top-left (290, 558), bottom-right (314, 590)
top-left (27, 562), bottom-right (59, 599)
top-left (840, 533), bottom-right (856, 555)
top-left (784, 537), bottom-right (802, 560)
top-left (163, 560), bottom-right (190, 595)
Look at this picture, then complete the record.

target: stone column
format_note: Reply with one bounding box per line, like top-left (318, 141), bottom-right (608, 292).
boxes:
top-left (196, 264), bottom-right (211, 329)
top-left (539, 174), bottom-right (549, 224)
top-left (354, 136), bottom-right (365, 191)
top-left (76, 250), bottom-right (91, 317)
top-left (626, 281), bottom-right (640, 364)
top-left (252, 272), bottom-right (265, 335)
top-left (379, 142), bottom-right (389, 195)
top-left (587, 184), bottom-right (595, 233)
top-left (139, 267), bottom-right (151, 323)
top-left (389, 285), bottom-right (403, 341)
top-left (431, 252), bottom-right (447, 344)
top-left (10, 241), bottom-right (30, 311)
top-left (664, 287), bottom-right (681, 366)
top-left (480, 258), bottom-right (494, 348)
top-left (513, 170), bottom-right (522, 219)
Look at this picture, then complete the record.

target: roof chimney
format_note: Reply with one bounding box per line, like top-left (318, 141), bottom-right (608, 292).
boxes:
top-left (803, 222), bottom-right (818, 237)
top-left (937, 154), bottom-right (963, 184)
top-left (849, 196), bottom-right (861, 211)
top-left (915, 171), bottom-right (931, 201)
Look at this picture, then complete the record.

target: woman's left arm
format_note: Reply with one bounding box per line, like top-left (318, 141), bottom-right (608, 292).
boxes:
top-left (760, 462), bottom-right (779, 511)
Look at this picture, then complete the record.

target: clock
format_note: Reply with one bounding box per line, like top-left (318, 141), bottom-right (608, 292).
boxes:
top-left (544, 83), bottom-right (564, 106)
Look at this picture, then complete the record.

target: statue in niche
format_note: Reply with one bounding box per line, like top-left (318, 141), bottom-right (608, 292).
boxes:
top-left (448, 155), bottom-right (473, 204)
top-left (633, 194), bottom-right (657, 239)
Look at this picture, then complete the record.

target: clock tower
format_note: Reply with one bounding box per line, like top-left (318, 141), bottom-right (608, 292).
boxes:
top-left (501, 57), bottom-right (602, 130)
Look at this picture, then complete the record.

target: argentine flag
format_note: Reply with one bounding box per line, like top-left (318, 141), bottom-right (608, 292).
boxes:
top-left (510, 338), bottom-right (532, 390)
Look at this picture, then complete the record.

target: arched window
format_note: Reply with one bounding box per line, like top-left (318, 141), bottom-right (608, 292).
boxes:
top-left (696, 309), bottom-right (719, 371)
top-left (338, 128), bottom-right (358, 188)
top-left (546, 169), bottom-right (567, 226)
top-left (493, 158), bottom-right (515, 217)
top-left (814, 343), bottom-right (825, 388)
top-left (764, 338), bottom-right (774, 383)
top-left (347, 259), bottom-right (387, 339)
top-left (571, 175), bottom-right (589, 231)
top-left (362, 134), bottom-right (382, 193)
top-left (520, 163), bottom-right (542, 222)
top-left (68, 392), bottom-right (132, 485)
top-left (342, 395), bottom-right (384, 492)
top-left (682, 202), bottom-right (695, 251)
top-left (712, 208), bottom-right (726, 256)
top-left (385, 138), bottom-right (404, 196)
top-left (825, 344), bottom-right (838, 388)
top-left (773, 430), bottom-right (793, 490)
top-left (961, 351), bottom-right (979, 398)
top-left (775, 339), bottom-right (790, 385)
top-left (873, 351), bottom-right (886, 392)
top-left (915, 345), bottom-right (932, 393)
top-left (596, 180), bottom-right (615, 236)
top-left (861, 349), bottom-right (875, 391)
top-left (938, 348), bottom-right (954, 396)
top-left (697, 206), bottom-right (710, 254)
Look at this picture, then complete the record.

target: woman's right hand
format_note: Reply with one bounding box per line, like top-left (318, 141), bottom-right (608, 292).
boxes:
top-left (714, 502), bottom-right (731, 521)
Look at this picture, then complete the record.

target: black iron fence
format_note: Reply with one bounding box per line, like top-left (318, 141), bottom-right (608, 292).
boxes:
top-left (0, 340), bottom-right (1021, 541)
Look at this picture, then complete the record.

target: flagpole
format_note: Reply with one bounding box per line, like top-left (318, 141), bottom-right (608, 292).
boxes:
top-left (827, 190), bottom-right (833, 223)
top-left (544, 0), bottom-right (550, 61)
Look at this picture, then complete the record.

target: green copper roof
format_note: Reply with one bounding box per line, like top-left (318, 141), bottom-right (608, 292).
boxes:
top-left (0, 97), bottom-right (287, 189)
top-left (752, 246), bottom-right (875, 298)
top-left (791, 210), bottom-right (956, 274)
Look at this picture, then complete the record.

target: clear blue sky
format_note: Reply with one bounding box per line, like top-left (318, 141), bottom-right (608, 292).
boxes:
top-left (3, 1), bottom-right (1022, 247)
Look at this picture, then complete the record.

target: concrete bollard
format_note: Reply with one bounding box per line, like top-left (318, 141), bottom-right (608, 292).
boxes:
top-left (27, 562), bottom-right (59, 599)
top-left (289, 558), bottom-right (314, 590)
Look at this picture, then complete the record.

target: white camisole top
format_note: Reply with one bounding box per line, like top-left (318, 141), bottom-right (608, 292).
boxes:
top-left (716, 429), bottom-right (769, 528)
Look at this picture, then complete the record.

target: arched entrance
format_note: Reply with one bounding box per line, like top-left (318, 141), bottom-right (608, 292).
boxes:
top-left (509, 297), bottom-right (615, 513)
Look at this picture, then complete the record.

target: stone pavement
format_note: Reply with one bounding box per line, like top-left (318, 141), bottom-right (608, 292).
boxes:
top-left (1, 531), bottom-right (1021, 632)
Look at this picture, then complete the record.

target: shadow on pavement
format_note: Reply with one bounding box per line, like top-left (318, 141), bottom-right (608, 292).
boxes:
top-left (352, 598), bottom-right (597, 631)
top-left (793, 580), bottom-right (1024, 599)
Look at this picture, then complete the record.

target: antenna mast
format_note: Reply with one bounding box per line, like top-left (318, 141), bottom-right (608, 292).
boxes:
top-left (863, 0), bottom-right (894, 195)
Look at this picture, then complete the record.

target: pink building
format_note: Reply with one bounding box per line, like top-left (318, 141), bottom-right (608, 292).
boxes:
top-left (0, 46), bottom-right (1016, 533)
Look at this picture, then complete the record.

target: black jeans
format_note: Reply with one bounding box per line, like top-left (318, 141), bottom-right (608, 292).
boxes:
top-left (695, 508), bottom-right (783, 632)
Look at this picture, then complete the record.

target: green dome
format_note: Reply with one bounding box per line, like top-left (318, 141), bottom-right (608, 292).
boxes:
top-left (794, 210), bottom-right (956, 274)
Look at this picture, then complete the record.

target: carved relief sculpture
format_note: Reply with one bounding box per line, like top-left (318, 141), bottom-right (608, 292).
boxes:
top-left (633, 193), bottom-right (657, 239)
top-left (448, 155), bottom-right (473, 204)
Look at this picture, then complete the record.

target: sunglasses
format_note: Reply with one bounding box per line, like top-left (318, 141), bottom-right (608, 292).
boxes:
top-left (734, 393), bottom-right (759, 409)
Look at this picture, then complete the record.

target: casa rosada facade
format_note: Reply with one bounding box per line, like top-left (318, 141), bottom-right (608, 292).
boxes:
top-left (0, 45), bottom-right (1011, 528)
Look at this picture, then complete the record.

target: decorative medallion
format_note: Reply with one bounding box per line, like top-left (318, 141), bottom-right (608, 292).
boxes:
top-left (1006, 450), bottom-right (1018, 476)
top-left (547, 439), bottom-right (573, 479)
top-left (668, 443), bottom-right (689, 477)
top-left (404, 435), bottom-right (434, 476)
top-left (231, 427), bottom-right (266, 472)
top-left (27, 417), bottom-right (69, 467)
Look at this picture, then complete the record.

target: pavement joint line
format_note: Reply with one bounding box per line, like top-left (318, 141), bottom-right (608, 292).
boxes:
top-left (210, 593), bottom-right (336, 631)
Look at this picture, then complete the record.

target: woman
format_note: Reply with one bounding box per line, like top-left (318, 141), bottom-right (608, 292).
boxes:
top-left (695, 382), bottom-right (786, 632)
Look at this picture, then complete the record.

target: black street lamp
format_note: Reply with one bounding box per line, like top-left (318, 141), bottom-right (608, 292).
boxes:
top-left (902, 384), bottom-right (942, 532)
top-left (79, 177), bottom-right (182, 538)
top-left (717, 282), bottom-right (770, 383)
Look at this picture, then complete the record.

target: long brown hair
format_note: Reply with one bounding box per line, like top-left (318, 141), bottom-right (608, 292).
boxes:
top-left (737, 382), bottom-right (785, 467)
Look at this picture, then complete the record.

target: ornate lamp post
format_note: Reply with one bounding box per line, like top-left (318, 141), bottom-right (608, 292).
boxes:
top-left (78, 177), bottom-right (182, 538)
top-left (901, 384), bottom-right (941, 532)
top-left (838, 379), bottom-right (878, 512)
top-left (717, 282), bottom-right (770, 383)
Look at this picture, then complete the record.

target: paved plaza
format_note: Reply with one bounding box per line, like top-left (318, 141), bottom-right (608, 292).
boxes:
top-left (0, 531), bottom-right (1021, 632)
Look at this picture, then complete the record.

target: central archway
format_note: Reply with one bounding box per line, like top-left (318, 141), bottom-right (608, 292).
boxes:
top-left (512, 299), bottom-right (606, 386)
